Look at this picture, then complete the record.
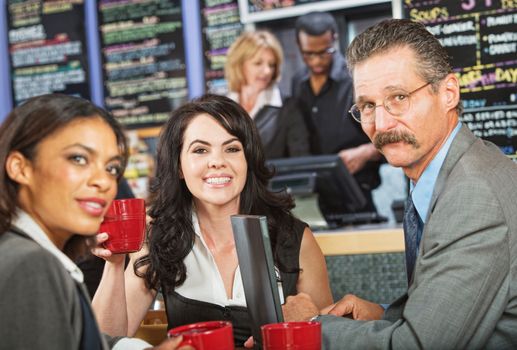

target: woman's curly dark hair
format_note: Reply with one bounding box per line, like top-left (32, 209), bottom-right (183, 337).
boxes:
top-left (134, 94), bottom-right (300, 294)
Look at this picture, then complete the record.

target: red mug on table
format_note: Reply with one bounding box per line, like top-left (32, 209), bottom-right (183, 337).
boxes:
top-left (99, 198), bottom-right (146, 254)
top-left (261, 321), bottom-right (321, 350)
top-left (168, 321), bottom-right (234, 350)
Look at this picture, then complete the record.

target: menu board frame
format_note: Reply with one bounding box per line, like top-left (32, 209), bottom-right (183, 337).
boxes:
top-left (237, 0), bottom-right (391, 23)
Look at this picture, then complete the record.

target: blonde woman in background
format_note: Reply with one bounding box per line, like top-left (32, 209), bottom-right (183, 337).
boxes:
top-left (225, 31), bottom-right (310, 159)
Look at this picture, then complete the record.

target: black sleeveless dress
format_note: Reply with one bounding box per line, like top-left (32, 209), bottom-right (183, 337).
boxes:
top-left (163, 218), bottom-right (306, 347)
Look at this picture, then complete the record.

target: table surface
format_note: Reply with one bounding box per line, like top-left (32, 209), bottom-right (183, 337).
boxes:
top-left (313, 222), bottom-right (404, 256)
top-left (135, 224), bottom-right (404, 347)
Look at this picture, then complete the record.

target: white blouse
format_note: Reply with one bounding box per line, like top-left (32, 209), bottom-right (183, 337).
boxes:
top-left (175, 213), bottom-right (247, 307)
top-left (227, 84), bottom-right (283, 119)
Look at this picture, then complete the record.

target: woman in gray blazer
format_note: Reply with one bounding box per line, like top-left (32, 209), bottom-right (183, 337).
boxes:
top-left (0, 94), bottom-right (188, 350)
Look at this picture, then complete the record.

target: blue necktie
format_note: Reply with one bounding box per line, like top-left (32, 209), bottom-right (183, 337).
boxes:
top-left (403, 195), bottom-right (421, 285)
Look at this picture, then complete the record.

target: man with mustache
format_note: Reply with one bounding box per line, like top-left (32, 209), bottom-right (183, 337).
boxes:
top-left (282, 19), bottom-right (517, 349)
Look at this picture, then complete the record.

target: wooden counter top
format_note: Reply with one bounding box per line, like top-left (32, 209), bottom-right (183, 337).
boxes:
top-left (314, 223), bottom-right (404, 256)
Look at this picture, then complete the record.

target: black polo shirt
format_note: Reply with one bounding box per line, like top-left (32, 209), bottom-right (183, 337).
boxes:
top-left (291, 52), bottom-right (381, 203)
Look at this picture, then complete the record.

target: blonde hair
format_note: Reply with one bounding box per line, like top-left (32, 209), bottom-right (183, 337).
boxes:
top-left (225, 31), bottom-right (284, 92)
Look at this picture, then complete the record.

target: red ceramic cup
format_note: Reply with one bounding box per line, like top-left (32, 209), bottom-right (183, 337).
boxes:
top-left (167, 321), bottom-right (234, 350)
top-left (99, 198), bottom-right (146, 254)
top-left (261, 321), bottom-right (321, 350)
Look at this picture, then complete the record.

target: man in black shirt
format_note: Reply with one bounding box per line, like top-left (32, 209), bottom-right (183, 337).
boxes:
top-left (291, 11), bottom-right (382, 211)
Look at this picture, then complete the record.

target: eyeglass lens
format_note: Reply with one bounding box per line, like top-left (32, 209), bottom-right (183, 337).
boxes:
top-left (350, 83), bottom-right (430, 123)
top-left (302, 47), bottom-right (335, 58)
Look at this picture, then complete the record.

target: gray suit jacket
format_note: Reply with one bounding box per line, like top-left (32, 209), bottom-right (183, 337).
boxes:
top-left (319, 125), bottom-right (517, 349)
top-left (0, 228), bottom-right (117, 349)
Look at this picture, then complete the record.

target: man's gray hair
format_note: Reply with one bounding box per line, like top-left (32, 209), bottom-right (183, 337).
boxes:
top-left (346, 19), bottom-right (462, 115)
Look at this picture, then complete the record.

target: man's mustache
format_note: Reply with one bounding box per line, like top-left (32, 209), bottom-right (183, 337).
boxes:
top-left (374, 131), bottom-right (419, 149)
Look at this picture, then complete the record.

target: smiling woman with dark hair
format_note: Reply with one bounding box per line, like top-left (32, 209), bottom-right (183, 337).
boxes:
top-left (92, 94), bottom-right (332, 347)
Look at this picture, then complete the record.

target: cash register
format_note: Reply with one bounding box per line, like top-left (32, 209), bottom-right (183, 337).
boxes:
top-left (267, 155), bottom-right (387, 229)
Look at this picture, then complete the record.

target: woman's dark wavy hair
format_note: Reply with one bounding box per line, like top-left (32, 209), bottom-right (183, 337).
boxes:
top-left (0, 94), bottom-right (128, 246)
top-left (135, 94), bottom-right (298, 293)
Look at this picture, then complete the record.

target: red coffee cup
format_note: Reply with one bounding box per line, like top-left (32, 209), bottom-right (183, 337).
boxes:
top-left (167, 321), bottom-right (234, 350)
top-left (99, 198), bottom-right (146, 254)
top-left (261, 321), bottom-right (321, 350)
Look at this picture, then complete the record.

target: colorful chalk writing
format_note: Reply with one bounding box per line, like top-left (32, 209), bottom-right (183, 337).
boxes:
top-left (98, 0), bottom-right (188, 129)
top-left (6, 0), bottom-right (90, 104)
top-left (200, 0), bottom-right (243, 94)
top-left (403, 0), bottom-right (517, 154)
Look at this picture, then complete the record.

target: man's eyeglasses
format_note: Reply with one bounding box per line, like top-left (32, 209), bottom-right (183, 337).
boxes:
top-left (301, 47), bottom-right (336, 60)
top-left (349, 82), bottom-right (431, 124)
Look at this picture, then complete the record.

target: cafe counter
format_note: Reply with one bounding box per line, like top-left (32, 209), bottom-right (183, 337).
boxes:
top-left (314, 223), bottom-right (404, 256)
top-left (313, 223), bottom-right (407, 304)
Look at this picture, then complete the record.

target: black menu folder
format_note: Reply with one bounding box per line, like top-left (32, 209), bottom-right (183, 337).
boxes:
top-left (231, 215), bottom-right (283, 349)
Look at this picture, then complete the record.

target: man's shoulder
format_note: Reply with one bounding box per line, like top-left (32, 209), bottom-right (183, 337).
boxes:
top-left (460, 136), bottom-right (517, 177)
top-left (442, 126), bottom-right (511, 175)
top-left (466, 139), bottom-right (517, 200)
top-left (439, 132), bottom-right (517, 211)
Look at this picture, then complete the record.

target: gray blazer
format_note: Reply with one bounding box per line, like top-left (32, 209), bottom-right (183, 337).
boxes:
top-left (319, 125), bottom-right (517, 349)
top-left (0, 228), bottom-right (114, 349)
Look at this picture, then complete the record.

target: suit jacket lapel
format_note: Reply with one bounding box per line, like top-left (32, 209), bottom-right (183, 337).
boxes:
top-left (427, 125), bottom-right (477, 221)
top-left (254, 106), bottom-right (280, 146)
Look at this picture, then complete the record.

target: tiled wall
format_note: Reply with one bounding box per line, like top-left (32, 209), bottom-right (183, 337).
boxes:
top-left (325, 252), bottom-right (407, 304)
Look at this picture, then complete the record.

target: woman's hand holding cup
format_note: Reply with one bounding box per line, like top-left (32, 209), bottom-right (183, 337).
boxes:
top-left (92, 198), bottom-right (146, 263)
top-left (91, 232), bottom-right (127, 264)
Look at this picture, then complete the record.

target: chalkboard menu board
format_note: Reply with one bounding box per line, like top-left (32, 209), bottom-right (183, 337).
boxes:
top-left (247, 0), bottom-right (321, 13)
top-left (200, 0), bottom-right (243, 94)
top-left (403, 1), bottom-right (517, 155)
top-left (6, 0), bottom-right (91, 105)
top-left (98, 0), bottom-right (188, 129)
